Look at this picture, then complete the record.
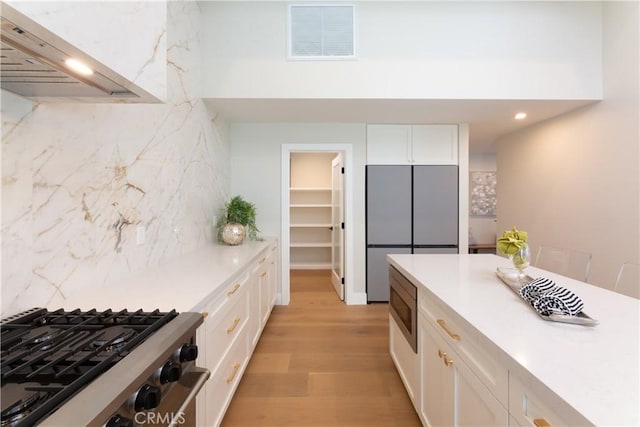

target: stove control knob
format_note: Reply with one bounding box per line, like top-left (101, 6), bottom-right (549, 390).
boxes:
top-left (178, 343), bottom-right (198, 362)
top-left (158, 360), bottom-right (182, 384)
top-left (105, 414), bottom-right (133, 427)
top-left (133, 384), bottom-right (161, 411)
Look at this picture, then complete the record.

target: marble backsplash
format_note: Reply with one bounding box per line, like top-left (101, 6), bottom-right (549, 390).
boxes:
top-left (1, 1), bottom-right (229, 316)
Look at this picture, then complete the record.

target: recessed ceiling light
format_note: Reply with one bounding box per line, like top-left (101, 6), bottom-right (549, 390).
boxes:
top-left (514, 112), bottom-right (527, 120)
top-left (64, 58), bottom-right (94, 76)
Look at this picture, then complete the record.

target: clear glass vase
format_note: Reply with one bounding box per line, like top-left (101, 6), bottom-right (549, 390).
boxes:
top-left (509, 243), bottom-right (531, 272)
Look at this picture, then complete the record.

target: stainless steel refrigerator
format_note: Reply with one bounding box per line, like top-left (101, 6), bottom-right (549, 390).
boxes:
top-left (366, 165), bottom-right (459, 302)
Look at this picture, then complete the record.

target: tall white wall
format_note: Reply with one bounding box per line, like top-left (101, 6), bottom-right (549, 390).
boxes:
top-left (200, 1), bottom-right (602, 100)
top-left (1, 1), bottom-right (229, 316)
top-left (496, 1), bottom-right (639, 290)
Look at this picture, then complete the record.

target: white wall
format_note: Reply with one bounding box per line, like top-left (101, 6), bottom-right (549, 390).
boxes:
top-left (496, 1), bottom-right (639, 290)
top-left (469, 153), bottom-right (497, 245)
top-left (1, 1), bottom-right (229, 316)
top-left (229, 123), bottom-right (367, 295)
top-left (290, 152), bottom-right (336, 188)
top-left (200, 1), bottom-right (602, 101)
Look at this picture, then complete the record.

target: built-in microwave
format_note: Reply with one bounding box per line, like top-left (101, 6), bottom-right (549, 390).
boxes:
top-left (389, 266), bottom-right (417, 353)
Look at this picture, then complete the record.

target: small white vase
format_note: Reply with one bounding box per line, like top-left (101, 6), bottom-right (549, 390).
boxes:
top-left (221, 223), bottom-right (246, 245)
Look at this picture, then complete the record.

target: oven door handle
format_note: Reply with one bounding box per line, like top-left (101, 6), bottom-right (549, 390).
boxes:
top-left (167, 367), bottom-right (211, 427)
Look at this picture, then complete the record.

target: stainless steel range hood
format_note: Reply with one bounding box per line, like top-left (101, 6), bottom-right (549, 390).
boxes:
top-left (0, 2), bottom-right (160, 103)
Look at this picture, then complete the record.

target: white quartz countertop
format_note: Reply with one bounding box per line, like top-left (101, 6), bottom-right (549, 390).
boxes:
top-left (53, 239), bottom-right (275, 313)
top-left (388, 254), bottom-right (640, 427)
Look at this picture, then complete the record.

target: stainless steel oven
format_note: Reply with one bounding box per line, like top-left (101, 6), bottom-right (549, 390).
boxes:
top-left (0, 308), bottom-right (210, 427)
top-left (389, 266), bottom-right (417, 353)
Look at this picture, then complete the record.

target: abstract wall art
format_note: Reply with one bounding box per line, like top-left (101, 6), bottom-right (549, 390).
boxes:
top-left (470, 171), bottom-right (497, 216)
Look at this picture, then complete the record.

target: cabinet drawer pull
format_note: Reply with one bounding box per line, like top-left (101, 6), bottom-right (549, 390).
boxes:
top-left (437, 319), bottom-right (461, 341)
top-left (227, 284), bottom-right (241, 297)
top-left (226, 362), bottom-right (240, 384)
top-left (437, 349), bottom-right (446, 359)
top-left (443, 356), bottom-right (454, 367)
top-left (226, 317), bottom-right (241, 334)
top-left (259, 257), bottom-right (266, 264)
top-left (533, 419), bottom-right (550, 427)
top-left (260, 271), bottom-right (267, 278)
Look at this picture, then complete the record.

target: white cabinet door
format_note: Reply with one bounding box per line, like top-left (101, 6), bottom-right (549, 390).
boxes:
top-left (411, 125), bottom-right (458, 165)
top-left (267, 245), bottom-right (278, 307)
top-left (366, 124), bottom-right (411, 164)
top-left (419, 313), bottom-right (507, 427)
top-left (258, 257), bottom-right (271, 326)
top-left (419, 314), bottom-right (454, 427)
top-left (456, 350), bottom-right (509, 427)
top-left (247, 269), bottom-right (261, 350)
top-left (390, 314), bottom-right (420, 408)
top-left (367, 124), bottom-right (459, 165)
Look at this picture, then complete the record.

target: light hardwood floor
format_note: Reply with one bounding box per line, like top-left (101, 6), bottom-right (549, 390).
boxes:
top-left (221, 270), bottom-right (422, 427)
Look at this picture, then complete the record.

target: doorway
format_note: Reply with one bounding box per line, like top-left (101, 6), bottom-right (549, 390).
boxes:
top-left (280, 144), bottom-right (354, 305)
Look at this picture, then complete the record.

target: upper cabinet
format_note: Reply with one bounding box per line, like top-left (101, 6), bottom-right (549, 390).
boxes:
top-left (366, 124), bottom-right (459, 165)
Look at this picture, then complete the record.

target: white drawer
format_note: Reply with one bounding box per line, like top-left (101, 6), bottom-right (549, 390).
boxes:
top-left (205, 283), bottom-right (250, 373)
top-left (204, 272), bottom-right (251, 320)
top-left (419, 288), bottom-right (508, 405)
top-left (509, 374), bottom-right (591, 427)
top-left (205, 329), bottom-right (249, 427)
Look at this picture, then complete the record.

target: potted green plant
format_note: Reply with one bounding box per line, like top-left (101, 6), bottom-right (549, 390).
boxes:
top-left (216, 195), bottom-right (260, 245)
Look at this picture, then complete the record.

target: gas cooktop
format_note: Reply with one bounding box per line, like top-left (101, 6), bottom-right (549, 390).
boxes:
top-left (0, 307), bottom-right (182, 426)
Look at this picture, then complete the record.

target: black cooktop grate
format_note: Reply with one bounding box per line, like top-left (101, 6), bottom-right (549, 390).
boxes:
top-left (0, 307), bottom-right (178, 427)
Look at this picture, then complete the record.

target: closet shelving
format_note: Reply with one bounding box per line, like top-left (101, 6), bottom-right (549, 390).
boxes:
top-left (290, 187), bottom-right (332, 269)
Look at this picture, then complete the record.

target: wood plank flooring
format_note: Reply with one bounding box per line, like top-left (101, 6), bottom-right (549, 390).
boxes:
top-left (221, 270), bottom-right (421, 427)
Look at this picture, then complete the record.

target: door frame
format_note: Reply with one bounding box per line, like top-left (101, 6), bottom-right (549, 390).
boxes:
top-left (281, 144), bottom-right (354, 305)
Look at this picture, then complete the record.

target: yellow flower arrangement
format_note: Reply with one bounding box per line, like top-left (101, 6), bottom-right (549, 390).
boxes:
top-left (497, 227), bottom-right (528, 256)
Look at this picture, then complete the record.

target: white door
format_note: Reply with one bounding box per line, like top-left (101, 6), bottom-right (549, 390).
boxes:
top-left (331, 153), bottom-right (345, 300)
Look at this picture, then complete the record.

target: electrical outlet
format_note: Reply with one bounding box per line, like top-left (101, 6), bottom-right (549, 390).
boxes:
top-left (136, 225), bottom-right (145, 245)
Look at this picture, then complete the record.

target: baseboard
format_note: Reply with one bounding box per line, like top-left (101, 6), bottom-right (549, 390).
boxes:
top-left (346, 292), bottom-right (367, 305)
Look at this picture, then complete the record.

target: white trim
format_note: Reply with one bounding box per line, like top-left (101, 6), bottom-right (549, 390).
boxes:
top-left (348, 292), bottom-right (367, 305)
top-left (281, 144), bottom-right (356, 305)
top-left (458, 123), bottom-right (470, 255)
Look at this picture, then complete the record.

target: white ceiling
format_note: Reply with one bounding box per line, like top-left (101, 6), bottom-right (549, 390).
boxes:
top-left (203, 98), bottom-right (597, 153)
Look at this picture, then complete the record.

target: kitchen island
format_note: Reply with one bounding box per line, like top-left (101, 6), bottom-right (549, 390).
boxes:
top-left (388, 253), bottom-right (639, 427)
